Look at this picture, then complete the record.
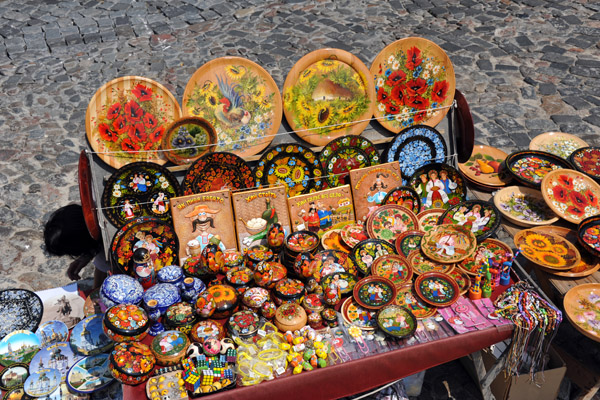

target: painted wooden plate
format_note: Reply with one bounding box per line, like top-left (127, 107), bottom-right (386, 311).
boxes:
top-left (78, 151), bottom-right (100, 241)
top-left (438, 200), bottom-right (501, 242)
top-left (530, 131), bottom-right (588, 159)
top-left (408, 163), bottom-right (466, 211)
top-left (0, 363), bottom-right (29, 391)
top-left (371, 254), bottom-right (413, 287)
top-left (458, 145), bottom-right (510, 187)
top-left (453, 89), bottom-right (475, 163)
top-left (414, 272), bottom-right (460, 307)
top-left (394, 230), bottom-right (425, 257)
top-left (385, 125), bottom-right (447, 183)
top-left (340, 297), bottom-right (378, 330)
top-left (313, 249), bottom-right (358, 280)
top-left (340, 223), bottom-right (368, 249)
top-left (578, 215), bottom-right (600, 258)
top-left (563, 283), bottom-right (600, 342)
top-left (182, 56), bottom-right (282, 157)
top-left (255, 143), bottom-right (324, 197)
top-left (370, 37), bottom-right (455, 133)
top-left (376, 305), bottom-right (417, 338)
top-left (182, 151), bottom-right (255, 195)
top-left (86, 76), bottom-right (181, 169)
top-left (448, 268), bottom-right (471, 296)
top-left (319, 135), bottom-right (379, 187)
top-left (101, 161), bottom-right (181, 228)
top-left (570, 146), bottom-right (600, 183)
top-left (353, 276), bottom-right (396, 310)
top-left (420, 224), bottom-right (477, 263)
top-left (393, 284), bottom-right (437, 319)
top-left (493, 186), bottom-right (559, 227)
top-left (407, 250), bottom-right (454, 275)
top-left (541, 169), bottom-right (600, 224)
top-left (321, 229), bottom-right (351, 253)
top-left (382, 186), bottom-right (422, 214)
top-left (366, 204), bottom-right (419, 244)
top-left (457, 238), bottom-right (513, 276)
top-left (416, 208), bottom-right (445, 232)
top-left (110, 216), bottom-right (179, 275)
top-left (0, 290), bottom-right (43, 341)
top-left (161, 116), bottom-right (217, 165)
top-left (514, 229), bottom-right (580, 270)
top-left (283, 48), bottom-right (375, 146)
top-left (531, 226), bottom-right (600, 278)
top-left (504, 150), bottom-right (572, 189)
top-left (321, 272), bottom-right (358, 296)
top-left (351, 238), bottom-right (397, 276)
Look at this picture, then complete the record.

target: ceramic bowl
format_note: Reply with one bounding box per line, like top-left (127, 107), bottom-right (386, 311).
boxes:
top-left (100, 274), bottom-right (144, 309)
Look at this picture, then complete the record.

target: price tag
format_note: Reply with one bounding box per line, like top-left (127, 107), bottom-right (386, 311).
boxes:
top-left (275, 367), bottom-right (286, 376)
top-left (257, 329), bottom-right (267, 337)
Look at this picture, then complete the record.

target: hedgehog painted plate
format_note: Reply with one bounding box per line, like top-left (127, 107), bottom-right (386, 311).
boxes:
top-left (541, 169), bottom-right (600, 224)
top-left (319, 135), bottom-right (379, 187)
top-left (182, 151), bottom-right (255, 195)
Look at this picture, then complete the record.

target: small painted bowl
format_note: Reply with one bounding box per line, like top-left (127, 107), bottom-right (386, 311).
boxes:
top-left (285, 230), bottom-right (320, 257)
top-left (303, 293), bottom-right (324, 315)
top-left (103, 304), bottom-right (149, 343)
top-left (190, 319), bottom-right (225, 344)
top-left (163, 301), bottom-right (199, 335)
top-left (245, 245), bottom-right (274, 270)
top-left (504, 150), bottom-right (572, 188)
top-left (226, 266), bottom-right (254, 288)
top-left (207, 284), bottom-right (239, 319)
top-left (156, 265), bottom-right (185, 289)
top-left (223, 250), bottom-right (244, 273)
top-left (241, 287), bottom-right (270, 309)
top-left (274, 303), bottom-right (307, 332)
top-left (273, 278), bottom-right (305, 306)
top-left (321, 308), bottom-right (338, 327)
top-left (109, 342), bottom-right (155, 385)
top-left (142, 283), bottom-right (181, 314)
top-left (308, 312), bottom-right (323, 329)
top-left (228, 310), bottom-right (260, 338)
top-left (181, 254), bottom-right (204, 278)
top-left (100, 274), bottom-right (144, 309)
top-left (376, 305), bottom-right (417, 339)
top-left (150, 330), bottom-right (190, 366)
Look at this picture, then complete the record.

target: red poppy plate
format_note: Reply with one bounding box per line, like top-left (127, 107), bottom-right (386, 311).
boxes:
top-left (182, 151), bottom-right (255, 195)
top-left (414, 272), bottom-right (460, 307)
top-left (541, 169), bottom-right (600, 224)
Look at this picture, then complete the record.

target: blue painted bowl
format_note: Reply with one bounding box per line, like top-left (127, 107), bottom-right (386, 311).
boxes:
top-left (100, 274), bottom-right (144, 309)
top-left (142, 283), bottom-right (181, 314)
top-left (157, 265), bottom-right (185, 289)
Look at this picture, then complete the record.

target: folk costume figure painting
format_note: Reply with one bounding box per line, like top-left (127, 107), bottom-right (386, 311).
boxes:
top-left (169, 190), bottom-right (237, 263)
top-left (409, 163), bottom-right (465, 211)
top-left (350, 162), bottom-right (402, 222)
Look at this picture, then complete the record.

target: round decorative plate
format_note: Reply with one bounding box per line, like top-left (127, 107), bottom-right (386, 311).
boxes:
top-left (394, 230), bottom-right (425, 257)
top-left (453, 89), bottom-right (475, 163)
top-left (340, 297), bottom-right (378, 330)
top-left (283, 48), bottom-right (376, 146)
top-left (504, 150), bottom-right (572, 189)
top-left (457, 238), bottom-right (513, 276)
top-left (182, 56), bottom-right (282, 157)
top-left (313, 250), bottom-right (358, 280)
top-left (366, 204), bottom-right (419, 244)
top-left (340, 223), bottom-right (368, 249)
top-left (101, 161), bottom-right (181, 228)
top-left (541, 169), bottom-right (600, 224)
top-left (29, 342), bottom-right (79, 378)
top-left (493, 186), bottom-right (559, 227)
top-left (66, 354), bottom-right (114, 394)
top-left (414, 272), bottom-right (460, 307)
top-left (514, 229), bottom-right (580, 270)
top-left (0, 289), bottom-right (43, 340)
top-left (578, 215), bottom-right (600, 258)
top-left (407, 251), bottom-right (454, 275)
top-left (570, 146), bottom-right (600, 183)
top-left (319, 135), bottom-right (379, 187)
top-left (78, 151), bottom-right (100, 240)
top-left (321, 272), bottom-right (358, 296)
top-left (531, 226), bottom-right (600, 278)
top-left (438, 200), bottom-right (501, 242)
top-left (0, 363), bottom-right (29, 391)
top-left (255, 143), bottom-right (324, 197)
top-left (408, 163), bottom-right (466, 211)
top-left (416, 208), bottom-right (444, 232)
top-left (462, 172), bottom-right (510, 193)
top-left (393, 284), bottom-right (437, 320)
top-left (24, 368), bottom-right (61, 397)
top-left (86, 76), bottom-right (181, 169)
top-left (563, 283), bottom-right (600, 342)
top-left (448, 269), bottom-right (471, 296)
top-left (36, 320), bottom-right (69, 347)
top-left (371, 254), bottom-right (413, 287)
top-left (182, 151), bottom-right (255, 195)
top-left (530, 131), bottom-right (588, 159)
top-left (161, 116), bottom-right (217, 165)
top-left (351, 238), bottom-right (397, 276)
top-left (382, 186), bottom-right (422, 214)
top-left (458, 145), bottom-right (510, 187)
top-left (110, 216), bottom-right (179, 275)
top-left (353, 276), bottom-right (396, 310)
top-left (376, 305), bottom-right (417, 339)
top-left (385, 125), bottom-right (447, 183)
top-left (420, 224), bottom-right (477, 263)
top-left (0, 330), bottom-right (41, 367)
top-left (370, 37), bottom-right (455, 133)
top-left (70, 314), bottom-right (113, 356)
top-left (321, 229), bottom-right (351, 253)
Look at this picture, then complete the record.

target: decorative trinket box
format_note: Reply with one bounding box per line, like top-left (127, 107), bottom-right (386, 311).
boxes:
top-left (100, 274), bottom-right (144, 309)
top-left (190, 319), bottom-right (226, 344)
top-left (267, 262), bottom-right (288, 290)
top-left (103, 304), bottom-right (150, 343)
top-left (227, 310), bottom-right (260, 339)
top-left (150, 330), bottom-right (190, 366)
top-left (195, 291), bottom-right (217, 318)
top-left (142, 283), bottom-right (181, 314)
top-left (109, 342), bottom-right (155, 385)
top-left (207, 284), bottom-right (239, 319)
top-left (245, 245), bottom-right (274, 270)
top-left (241, 287), bottom-right (270, 309)
top-left (223, 250), bottom-right (244, 273)
top-left (321, 308), bottom-right (339, 327)
top-left (181, 276), bottom-right (206, 303)
top-left (285, 231), bottom-right (319, 260)
top-left (157, 265), bottom-right (185, 289)
top-left (253, 261), bottom-right (274, 288)
top-left (226, 266), bottom-right (254, 291)
top-left (273, 278), bottom-right (305, 306)
top-left (303, 294), bottom-right (324, 315)
top-left (163, 301), bottom-right (199, 335)
top-left (274, 303), bottom-right (307, 332)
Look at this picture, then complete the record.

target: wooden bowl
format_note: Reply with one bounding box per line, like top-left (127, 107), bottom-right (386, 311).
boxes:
top-left (514, 229), bottom-right (580, 270)
top-left (529, 131), bottom-right (588, 159)
top-left (541, 169), bottom-right (600, 224)
top-left (493, 186), bottom-right (559, 227)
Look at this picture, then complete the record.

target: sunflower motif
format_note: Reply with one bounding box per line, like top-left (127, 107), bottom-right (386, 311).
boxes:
top-left (552, 244), bottom-right (568, 256)
top-left (299, 67), bottom-right (316, 83)
top-left (316, 59), bottom-right (337, 73)
top-left (524, 233), bottom-right (552, 251)
top-left (204, 92), bottom-right (219, 109)
top-left (341, 104), bottom-right (356, 116)
top-left (536, 251), bottom-right (566, 267)
top-left (259, 97), bottom-right (271, 111)
top-left (274, 164), bottom-right (291, 179)
top-left (225, 65), bottom-right (245, 80)
top-left (292, 165), bottom-right (306, 182)
top-left (315, 106), bottom-right (333, 127)
top-left (199, 81), bottom-right (216, 94)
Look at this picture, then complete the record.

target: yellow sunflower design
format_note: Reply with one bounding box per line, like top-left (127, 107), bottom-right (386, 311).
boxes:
top-left (516, 230), bottom-right (580, 269)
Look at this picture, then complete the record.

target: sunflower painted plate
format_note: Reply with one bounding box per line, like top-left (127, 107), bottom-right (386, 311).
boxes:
top-left (353, 276), bottom-right (396, 310)
top-left (182, 57), bottom-right (282, 157)
top-left (504, 150), bottom-right (572, 189)
top-left (371, 254), bottom-right (413, 287)
top-left (408, 163), bottom-right (466, 211)
top-left (340, 297), bottom-right (378, 330)
top-left (370, 37), bottom-right (455, 133)
top-left (102, 161), bottom-right (181, 228)
top-left (570, 146), bottom-right (600, 183)
top-left (457, 238), bottom-right (513, 276)
top-left (376, 305), bottom-right (417, 339)
top-left (541, 169), bottom-right (600, 224)
top-left (563, 283), bottom-right (600, 342)
top-left (438, 200), bottom-right (501, 242)
top-left (366, 204), bottom-right (419, 244)
top-left (182, 151), bottom-right (255, 195)
top-left (385, 125), bottom-right (447, 183)
top-left (394, 230), bottom-right (425, 257)
top-left (351, 238), bottom-right (397, 276)
top-left (529, 131), bottom-right (588, 159)
top-left (86, 76), bottom-right (181, 169)
top-left (161, 116), bottom-right (217, 165)
top-left (493, 186), bottom-right (559, 227)
top-left (110, 216), bottom-right (179, 275)
top-left (514, 229), bottom-right (580, 270)
top-left (382, 186), bottom-right (422, 214)
top-left (448, 269), bottom-right (471, 296)
top-left (393, 284), bottom-right (437, 319)
top-left (416, 208), bottom-right (444, 232)
top-left (578, 215), bottom-right (600, 258)
top-left (420, 224), bottom-right (477, 263)
top-left (458, 145), bottom-right (510, 187)
top-left (255, 143), bottom-right (324, 197)
top-left (319, 135), bottom-right (379, 187)
top-left (283, 48), bottom-right (376, 146)
top-left (414, 272), bottom-right (460, 307)
top-left (408, 250), bottom-right (455, 275)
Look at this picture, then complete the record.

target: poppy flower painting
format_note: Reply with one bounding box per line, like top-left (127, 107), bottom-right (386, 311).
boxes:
top-left (542, 169), bottom-right (600, 223)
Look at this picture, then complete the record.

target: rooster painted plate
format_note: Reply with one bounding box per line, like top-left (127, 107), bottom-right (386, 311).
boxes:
top-left (182, 57), bottom-right (282, 158)
top-left (319, 135), bottom-right (380, 187)
top-left (283, 48), bottom-right (376, 146)
top-left (255, 143), bottom-right (324, 197)
top-left (182, 152), bottom-right (255, 195)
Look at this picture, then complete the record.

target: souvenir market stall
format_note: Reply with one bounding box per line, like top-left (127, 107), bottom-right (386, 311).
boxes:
top-left (0, 37), bottom-right (579, 400)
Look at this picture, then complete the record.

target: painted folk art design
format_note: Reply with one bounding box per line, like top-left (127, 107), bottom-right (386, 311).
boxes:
top-left (340, 223), bottom-right (368, 249)
top-left (394, 230), bottom-right (424, 257)
top-left (578, 216), bottom-right (600, 258)
top-left (341, 297), bottom-right (378, 330)
top-left (182, 152), bottom-right (255, 196)
top-left (458, 145), bottom-right (509, 187)
top-left (319, 135), bottom-right (379, 187)
top-left (414, 272), bottom-right (459, 307)
top-left (182, 57), bottom-right (282, 157)
top-left (416, 208), bottom-right (444, 233)
top-left (408, 163), bottom-right (465, 211)
top-left (448, 269), bottom-right (471, 296)
top-left (370, 37), bottom-right (455, 132)
top-left (382, 186), bottom-right (421, 214)
top-left (0, 289), bottom-right (43, 340)
top-left (407, 251), bottom-right (454, 275)
top-left (494, 186), bottom-right (558, 227)
top-left (371, 254), bottom-right (413, 287)
top-left (312, 250), bottom-right (358, 280)
top-left (541, 169), bottom-right (600, 224)
top-left (393, 284), bottom-right (436, 319)
top-left (321, 272), bottom-right (358, 296)
top-left (376, 305), bottom-right (417, 338)
top-left (283, 49), bottom-right (375, 146)
top-left (366, 204), bottom-right (418, 244)
top-left (529, 131), bottom-right (588, 159)
top-left (458, 238), bottom-right (513, 276)
top-left (353, 277), bottom-right (396, 310)
top-left (570, 147), bottom-right (600, 181)
top-left (505, 151), bottom-right (570, 188)
top-left (563, 284), bottom-right (600, 342)
top-left (514, 230), bottom-right (580, 270)
top-left (349, 162), bottom-right (402, 222)
top-left (438, 200), bottom-right (500, 242)
top-left (351, 239), bottom-right (397, 276)
top-left (421, 224), bottom-right (477, 264)
top-left (161, 117), bottom-right (217, 165)
top-left (86, 76), bottom-right (182, 169)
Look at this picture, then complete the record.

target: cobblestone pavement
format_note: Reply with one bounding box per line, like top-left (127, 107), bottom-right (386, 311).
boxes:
top-left (0, 0), bottom-right (599, 397)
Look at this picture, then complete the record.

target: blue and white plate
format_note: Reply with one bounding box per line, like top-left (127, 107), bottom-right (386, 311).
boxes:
top-left (0, 289), bottom-right (43, 340)
top-left (99, 274), bottom-right (143, 309)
